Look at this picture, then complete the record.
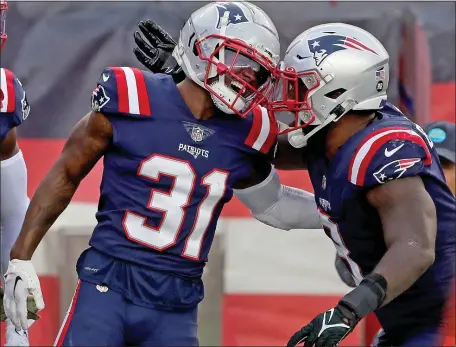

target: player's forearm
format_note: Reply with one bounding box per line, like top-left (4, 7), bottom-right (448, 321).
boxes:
top-left (373, 239), bottom-right (435, 306)
top-left (10, 163), bottom-right (79, 260)
top-left (234, 168), bottom-right (321, 230)
top-left (337, 220), bottom-right (436, 321)
top-left (1, 150), bottom-right (29, 275)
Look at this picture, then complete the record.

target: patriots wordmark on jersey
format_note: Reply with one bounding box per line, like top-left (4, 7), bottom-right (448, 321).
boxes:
top-left (0, 68), bottom-right (30, 141)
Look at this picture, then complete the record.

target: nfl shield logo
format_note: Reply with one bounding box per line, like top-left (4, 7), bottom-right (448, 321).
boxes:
top-left (183, 121), bottom-right (215, 143)
top-left (322, 175), bottom-right (327, 190)
top-left (191, 126), bottom-right (204, 142)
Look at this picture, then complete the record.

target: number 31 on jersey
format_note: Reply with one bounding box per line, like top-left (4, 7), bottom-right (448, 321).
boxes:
top-left (123, 155), bottom-right (229, 260)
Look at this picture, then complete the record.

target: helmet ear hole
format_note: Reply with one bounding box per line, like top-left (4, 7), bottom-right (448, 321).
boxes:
top-left (325, 88), bottom-right (346, 99)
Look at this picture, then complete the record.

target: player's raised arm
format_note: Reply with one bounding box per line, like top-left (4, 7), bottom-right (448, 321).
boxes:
top-left (272, 132), bottom-right (307, 170)
top-left (366, 176), bottom-right (436, 305)
top-left (11, 111), bottom-right (112, 260)
top-left (233, 155), bottom-right (320, 231)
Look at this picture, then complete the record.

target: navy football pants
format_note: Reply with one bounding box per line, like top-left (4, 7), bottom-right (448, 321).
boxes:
top-left (54, 280), bottom-right (198, 346)
top-left (372, 326), bottom-right (444, 346)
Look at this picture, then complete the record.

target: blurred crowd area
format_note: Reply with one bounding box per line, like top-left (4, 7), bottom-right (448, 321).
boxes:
top-left (2, 1), bottom-right (455, 138)
top-left (1, 2), bottom-right (454, 346)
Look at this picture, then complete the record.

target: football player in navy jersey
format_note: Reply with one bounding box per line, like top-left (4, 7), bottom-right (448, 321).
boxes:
top-left (3, 2), bottom-right (323, 346)
top-left (0, 1), bottom-right (40, 345)
top-left (272, 24), bottom-right (455, 347)
top-left (136, 21), bottom-right (455, 347)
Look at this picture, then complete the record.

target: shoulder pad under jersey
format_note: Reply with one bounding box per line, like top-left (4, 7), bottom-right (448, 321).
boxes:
top-left (0, 68), bottom-right (30, 141)
top-left (243, 106), bottom-right (278, 156)
top-left (91, 67), bottom-right (152, 117)
top-left (348, 125), bottom-right (433, 187)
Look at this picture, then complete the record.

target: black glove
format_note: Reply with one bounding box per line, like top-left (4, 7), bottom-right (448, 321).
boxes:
top-left (286, 304), bottom-right (359, 347)
top-left (133, 20), bottom-right (186, 83)
top-left (334, 254), bottom-right (356, 288)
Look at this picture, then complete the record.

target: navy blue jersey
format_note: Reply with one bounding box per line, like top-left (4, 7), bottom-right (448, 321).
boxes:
top-left (0, 68), bottom-right (30, 141)
top-left (77, 67), bottom-right (277, 310)
top-left (307, 103), bottom-right (455, 338)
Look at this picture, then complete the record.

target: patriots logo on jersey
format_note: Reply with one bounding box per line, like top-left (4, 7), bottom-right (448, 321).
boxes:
top-left (373, 158), bottom-right (421, 184)
top-left (182, 121), bottom-right (215, 143)
top-left (91, 85), bottom-right (111, 112)
top-left (216, 3), bottom-right (248, 29)
top-left (308, 34), bottom-right (377, 66)
top-left (20, 91), bottom-right (30, 121)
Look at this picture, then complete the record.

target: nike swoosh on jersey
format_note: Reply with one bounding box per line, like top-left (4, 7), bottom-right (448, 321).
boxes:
top-left (384, 143), bottom-right (404, 157)
top-left (102, 73), bottom-right (109, 82)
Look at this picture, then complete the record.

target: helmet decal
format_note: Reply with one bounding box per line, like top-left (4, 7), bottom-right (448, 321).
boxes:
top-left (308, 34), bottom-right (377, 66)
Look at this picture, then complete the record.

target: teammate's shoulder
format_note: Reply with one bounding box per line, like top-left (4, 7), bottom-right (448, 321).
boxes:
top-left (0, 68), bottom-right (30, 121)
top-left (242, 105), bottom-right (278, 155)
top-left (91, 66), bottom-right (173, 117)
top-left (347, 105), bottom-right (433, 187)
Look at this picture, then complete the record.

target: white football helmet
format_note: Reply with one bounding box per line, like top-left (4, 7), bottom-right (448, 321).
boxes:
top-left (172, 1), bottom-right (280, 117)
top-left (269, 23), bottom-right (389, 147)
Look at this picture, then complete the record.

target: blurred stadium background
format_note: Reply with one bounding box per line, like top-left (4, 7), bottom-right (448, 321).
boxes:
top-left (1, 1), bottom-right (454, 346)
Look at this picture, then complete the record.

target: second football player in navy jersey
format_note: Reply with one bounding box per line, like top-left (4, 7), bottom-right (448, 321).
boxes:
top-left (274, 25), bottom-right (455, 347)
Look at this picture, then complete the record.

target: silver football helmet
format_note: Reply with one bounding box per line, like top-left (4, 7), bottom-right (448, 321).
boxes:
top-left (172, 1), bottom-right (280, 117)
top-left (269, 23), bottom-right (389, 147)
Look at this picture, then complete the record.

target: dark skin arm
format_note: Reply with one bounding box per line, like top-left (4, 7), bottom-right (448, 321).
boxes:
top-left (367, 175), bottom-right (437, 305)
top-left (10, 111), bottom-right (113, 260)
top-left (272, 133), bottom-right (307, 170)
top-left (0, 129), bottom-right (20, 160)
top-left (233, 131), bottom-right (308, 189)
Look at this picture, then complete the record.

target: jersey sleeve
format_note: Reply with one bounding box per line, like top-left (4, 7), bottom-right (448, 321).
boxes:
top-left (243, 106), bottom-right (278, 159)
top-left (91, 67), bottom-right (152, 117)
top-left (0, 68), bottom-right (30, 141)
top-left (348, 126), bottom-right (433, 187)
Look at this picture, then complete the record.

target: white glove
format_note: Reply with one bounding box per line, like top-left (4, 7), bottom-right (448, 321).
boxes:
top-left (3, 259), bottom-right (45, 331)
top-left (5, 319), bottom-right (29, 346)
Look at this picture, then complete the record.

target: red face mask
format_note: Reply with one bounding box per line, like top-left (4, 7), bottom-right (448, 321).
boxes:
top-left (268, 66), bottom-right (321, 134)
top-left (195, 34), bottom-right (277, 117)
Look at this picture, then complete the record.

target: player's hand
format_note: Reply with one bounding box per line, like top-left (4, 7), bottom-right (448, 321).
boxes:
top-left (334, 254), bottom-right (356, 288)
top-left (0, 287), bottom-right (40, 322)
top-left (286, 305), bottom-right (358, 347)
top-left (5, 319), bottom-right (30, 346)
top-left (133, 20), bottom-right (185, 83)
top-left (3, 260), bottom-right (44, 331)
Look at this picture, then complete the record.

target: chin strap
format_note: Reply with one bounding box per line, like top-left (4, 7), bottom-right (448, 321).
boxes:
top-left (288, 99), bottom-right (357, 148)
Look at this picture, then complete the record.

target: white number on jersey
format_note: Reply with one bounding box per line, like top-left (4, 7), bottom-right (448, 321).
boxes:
top-left (318, 210), bottom-right (364, 285)
top-left (123, 155), bottom-right (229, 260)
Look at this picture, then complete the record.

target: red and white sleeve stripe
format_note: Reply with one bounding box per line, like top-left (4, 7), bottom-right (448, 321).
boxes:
top-left (0, 68), bottom-right (16, 113)
top-left (108, 67), bottom-right (151, 116)
top-left (245, 106), bottom-right (278, 154)
top-left (348, 126), bottom-right (432, 186)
